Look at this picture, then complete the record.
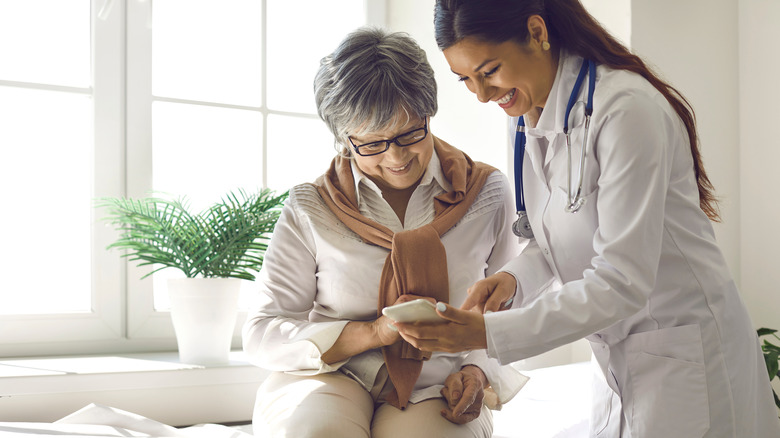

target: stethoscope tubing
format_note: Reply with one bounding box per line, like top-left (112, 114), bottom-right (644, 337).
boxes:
top-left (513, 58), bottom-right (596, 237)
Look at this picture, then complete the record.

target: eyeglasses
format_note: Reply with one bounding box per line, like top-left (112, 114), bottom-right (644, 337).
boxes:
top-left (348, 119), bottom-right (428, 157)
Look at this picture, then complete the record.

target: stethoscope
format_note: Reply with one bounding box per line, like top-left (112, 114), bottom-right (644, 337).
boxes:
top-left (512, 58), bottom-right (597, 238)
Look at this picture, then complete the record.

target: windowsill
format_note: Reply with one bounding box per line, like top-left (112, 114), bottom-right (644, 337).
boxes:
top-left (0, 351), bottom-right (269, 427)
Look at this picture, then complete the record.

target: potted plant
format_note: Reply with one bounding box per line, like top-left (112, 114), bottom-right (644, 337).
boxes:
top-left (98, 188), bottom-right (287, 365)
top-left (758, 327), bottom-right (780, 413)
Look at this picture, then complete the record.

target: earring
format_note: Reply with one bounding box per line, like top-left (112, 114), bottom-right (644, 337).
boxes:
top-left (542, 41), bottom-right (551, 51)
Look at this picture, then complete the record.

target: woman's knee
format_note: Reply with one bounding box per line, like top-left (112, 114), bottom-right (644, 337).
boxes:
top-left (371, 398), bottom-right (493, 438)
top-left (253, 372), bottom-right (374, 438)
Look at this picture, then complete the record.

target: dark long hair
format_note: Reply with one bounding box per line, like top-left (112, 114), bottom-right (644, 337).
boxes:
top-left (434, 0), bottom-right (720, 221)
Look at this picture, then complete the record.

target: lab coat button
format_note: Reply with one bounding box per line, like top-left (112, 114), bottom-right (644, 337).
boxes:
top-left (543, 247), bottom-right (550, 255)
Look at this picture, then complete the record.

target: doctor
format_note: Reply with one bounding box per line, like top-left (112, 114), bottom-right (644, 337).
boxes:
top-left (395, 0), bottom-right (780, 436)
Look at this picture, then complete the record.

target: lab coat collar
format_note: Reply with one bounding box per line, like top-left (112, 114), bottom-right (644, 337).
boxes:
top-left (525, 49), bottom-right (586, 139)
top-left (350, 147), bottom-right (450, 205)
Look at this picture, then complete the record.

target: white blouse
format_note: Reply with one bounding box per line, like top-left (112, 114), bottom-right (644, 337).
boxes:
top-left (243, 151), bottom-right (528, 404)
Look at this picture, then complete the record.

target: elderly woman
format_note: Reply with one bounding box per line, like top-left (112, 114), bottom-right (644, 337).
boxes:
top-left (242, 27), bottom-right (526, 438)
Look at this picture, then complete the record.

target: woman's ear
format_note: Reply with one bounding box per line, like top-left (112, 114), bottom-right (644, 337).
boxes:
top-left (526, 14), bottom-right (550, 50)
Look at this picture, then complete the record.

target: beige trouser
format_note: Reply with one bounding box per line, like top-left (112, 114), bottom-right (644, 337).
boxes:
top-left (253, 368), bottom-right (493, 438)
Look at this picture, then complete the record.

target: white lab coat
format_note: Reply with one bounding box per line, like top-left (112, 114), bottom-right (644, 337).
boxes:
top-left (484, 50), bottom-right (780, 437)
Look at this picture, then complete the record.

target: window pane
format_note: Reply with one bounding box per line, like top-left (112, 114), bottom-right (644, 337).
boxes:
top-left (267, 114), bottom-right (336, 191)
top-left (0, 87), bottom-right (92, 314)
top-left (152, 101), bottom-right (264, 211)
top-left (152, 0), bottom-right (263, 106)
top-left (0, 1), bottom-right (90, 88)
top-left (266, 0), bottom-right (365, 113)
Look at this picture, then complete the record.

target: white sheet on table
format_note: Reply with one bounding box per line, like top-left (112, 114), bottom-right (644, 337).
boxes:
top-left (0, 403), bottom-right (252, 438)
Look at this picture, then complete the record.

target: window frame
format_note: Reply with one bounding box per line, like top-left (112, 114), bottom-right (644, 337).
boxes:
top-left (0, 0), bottom-right (125, 356)
top-left (0, 0), bottom-right (387, 358)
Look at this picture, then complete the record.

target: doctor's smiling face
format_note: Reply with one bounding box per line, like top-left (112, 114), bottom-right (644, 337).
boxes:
top-left (347, 116), bottom-right (433, 193)
top-left (442, 16), bottom-right (558, 118)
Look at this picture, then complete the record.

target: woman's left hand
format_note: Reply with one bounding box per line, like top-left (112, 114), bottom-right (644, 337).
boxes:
top-left (440, 365), bottom-right (487, 424)
top-left (394, 302), bottom-right (487, 353)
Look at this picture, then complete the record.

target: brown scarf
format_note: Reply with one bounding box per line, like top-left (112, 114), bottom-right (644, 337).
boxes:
top-left (315, 136), bottom-right (495, 409)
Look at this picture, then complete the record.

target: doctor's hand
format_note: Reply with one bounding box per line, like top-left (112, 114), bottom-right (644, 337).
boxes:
top-left (461, 272), bottom-right (517, 313)
top-left (395, 302), bottom-right (487, 353)
top-left (440, 365), bottom-right (487, 424)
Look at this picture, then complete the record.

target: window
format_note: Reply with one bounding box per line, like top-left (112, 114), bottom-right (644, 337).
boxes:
top-left (0, 0), bottom-right (384, 357)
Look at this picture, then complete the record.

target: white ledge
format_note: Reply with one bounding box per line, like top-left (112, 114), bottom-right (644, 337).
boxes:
top-left (0, 351), bottom-right (269, 426)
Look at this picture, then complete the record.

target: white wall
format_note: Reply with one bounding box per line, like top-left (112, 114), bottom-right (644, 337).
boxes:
top-left (738, 0), bottom-right (780, 331)
top-left (581, 0), bottom-right (631, 47)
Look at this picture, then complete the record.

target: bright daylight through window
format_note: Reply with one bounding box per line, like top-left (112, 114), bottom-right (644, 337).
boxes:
top-left (0, 0), bottom-right (371, 356)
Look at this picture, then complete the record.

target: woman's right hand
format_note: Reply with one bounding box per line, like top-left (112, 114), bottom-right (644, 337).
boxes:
top-left (461, 272), bottom-right (517, 313)
top-left (375, 294), bottom-right (433, 346)
top-left (373, 313), bottom-right (402, 346)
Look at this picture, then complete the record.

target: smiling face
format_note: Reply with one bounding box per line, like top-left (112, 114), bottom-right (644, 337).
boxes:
top-left (348, 116), bottom-right (433, 192)
top-left (441, 17), bottom-right (558, 117)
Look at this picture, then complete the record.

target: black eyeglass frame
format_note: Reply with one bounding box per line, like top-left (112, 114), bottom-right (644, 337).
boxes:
top-left (348, 118), bottom-right (429, 157)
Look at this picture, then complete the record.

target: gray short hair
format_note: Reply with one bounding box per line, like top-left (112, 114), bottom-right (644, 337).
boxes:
top-left (314, 27), bottom-right (438, 151)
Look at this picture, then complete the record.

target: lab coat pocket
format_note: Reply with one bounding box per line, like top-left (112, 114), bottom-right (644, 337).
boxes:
top-left (625, 325), bottom-right (710, 438)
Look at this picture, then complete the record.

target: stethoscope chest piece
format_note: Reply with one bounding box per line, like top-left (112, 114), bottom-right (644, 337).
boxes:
top-left (513, 211), bottom-right (534, 238)
top-left (564, 197), bottom-right (586, 213)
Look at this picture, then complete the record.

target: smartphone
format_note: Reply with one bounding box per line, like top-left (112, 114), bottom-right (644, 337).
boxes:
top-left (382, 299), bottom-right (445, 324)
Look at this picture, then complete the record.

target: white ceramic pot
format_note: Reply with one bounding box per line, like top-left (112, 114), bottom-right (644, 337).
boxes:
top-left (167, 277), bottom-right (241, 365)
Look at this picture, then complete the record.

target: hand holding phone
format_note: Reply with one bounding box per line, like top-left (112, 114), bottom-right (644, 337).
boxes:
top-left (382, 299), bottom-right (446, 324)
